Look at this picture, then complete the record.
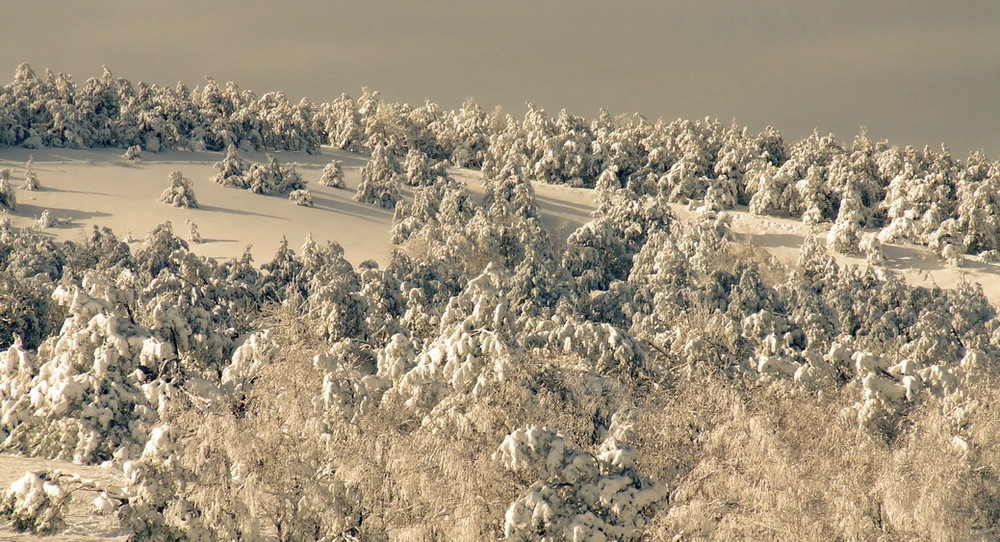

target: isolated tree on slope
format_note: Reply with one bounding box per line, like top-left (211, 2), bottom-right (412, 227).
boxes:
top-left (212, 145), bottom-right (248, 189)
top-left (355, 143), bottom-right (402, 209)
top-left (319, 159), bottom-right (345, 188)
top-left (159, 171), bottom-right (198, 208)
top-left (21, 155), bottom-right (39, 191)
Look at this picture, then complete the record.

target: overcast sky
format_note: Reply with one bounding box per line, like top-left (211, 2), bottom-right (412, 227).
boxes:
top-left (4, 1), bottom-right (998, 156)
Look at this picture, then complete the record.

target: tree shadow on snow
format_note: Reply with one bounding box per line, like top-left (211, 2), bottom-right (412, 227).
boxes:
top-left (198, 204), bottom-right (285, 220)
top-left (15, 203), bottom-right (111, 223)
top-left (309, 194), bottom-right (391, 224)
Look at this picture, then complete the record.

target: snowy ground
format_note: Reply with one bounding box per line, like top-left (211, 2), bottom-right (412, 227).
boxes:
top-left (0, 146), bottom-right (998, 538)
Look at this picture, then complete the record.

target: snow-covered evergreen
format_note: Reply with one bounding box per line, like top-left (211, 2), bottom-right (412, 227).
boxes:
top-left (158, 170), bottom-right (198, 208)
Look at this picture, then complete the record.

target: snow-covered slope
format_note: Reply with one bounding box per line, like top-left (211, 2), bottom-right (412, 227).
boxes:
top-left (2, 146), bottom-right (995, 304)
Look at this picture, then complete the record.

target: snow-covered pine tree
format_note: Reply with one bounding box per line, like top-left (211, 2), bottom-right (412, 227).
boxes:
top-left (158, 171), bottom-right (198, 208)
top-left (319, 159), bottom-right (345, 188)
top-left (355, 143), bottom-right (402, 209)
top-left (212, 145), bottom-right (248, 189)
top-left (828, 177), bottom-right (865, 254)
top-left (21, 156), bottom-right (39, 191)
top-left (121, 145), bottom-right (142, 161)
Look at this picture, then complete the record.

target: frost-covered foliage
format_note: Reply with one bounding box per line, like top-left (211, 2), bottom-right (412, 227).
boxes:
top-left (211, 145), bottom-right (248, 188)
top-left (288, 188), bottom-right (313, 206)
top-left (2, 69), bottom-right (1000, 539)
top-left (496, 425), bottom-right (668, 540)
top-left (355, 143), bottom-right (402, 209)
top-left (21, 155), bottom-right (39, 191)
top-left (158, 170), bottom-right (198, 208)
top-left (0, 471), bottom-right (69, 533)
top-left (121, 145), bottom-right (142, 161)
top-left (246, 154), bottom-right (305, 196)
top-left (1, 63), bottom-right (998, 258)
top-left (0, 178), bottom-right (16, 212)
top-left (318, 159), bottom-right (345, 188)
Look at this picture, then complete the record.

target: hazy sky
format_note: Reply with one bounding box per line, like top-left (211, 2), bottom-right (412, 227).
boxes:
top-left (4, 1), bottom-right (999, 156)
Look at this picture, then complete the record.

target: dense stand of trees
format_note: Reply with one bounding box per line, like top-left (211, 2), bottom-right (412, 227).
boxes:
top-left (3, 64), bottom-right (1000, 259)
top-left (0, 66), bottom-right (999, 539)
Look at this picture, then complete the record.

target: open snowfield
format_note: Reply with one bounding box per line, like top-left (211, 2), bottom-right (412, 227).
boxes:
top-left (1, 146), bottom-right (999, 539)
top-left (0, 147), bottom-right (598, 269)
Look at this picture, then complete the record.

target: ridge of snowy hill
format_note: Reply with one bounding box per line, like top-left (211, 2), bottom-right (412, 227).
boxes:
top-left (1, 146), bottom-right (996, 304)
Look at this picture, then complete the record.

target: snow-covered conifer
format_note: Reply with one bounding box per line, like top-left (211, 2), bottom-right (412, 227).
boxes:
top-left (184, 219), bottom-right (201, 244)
top-left (318, 159), bottom-right (345, 188)
top-left (355, 143), bottom-right (402, 209)
top-left (828, 178), bottom-right (865, 254)
top-left (35, 210), bottom-right (54, 229)
top-left (21, 156), bottom-right (39, 191)
top-left (211, 145), bottom-right (248, 189)
top-left (158, 170), bottom-right (198, 208)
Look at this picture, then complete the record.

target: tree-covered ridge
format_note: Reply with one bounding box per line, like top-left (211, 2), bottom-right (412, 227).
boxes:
top-left (1, 65), bottom-right (1000, 539)
top-left (3, 64), bottom-right (1000, 259)
top-left (0, 133), bottom-right (998, 537)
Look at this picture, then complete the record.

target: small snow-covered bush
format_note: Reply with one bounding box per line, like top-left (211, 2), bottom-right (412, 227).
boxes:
top-left (289, 188), bottom-right (313, 206)
top-left (159, 171), bottom-right (198, 208)
top-left (0, 471), bottom-right (68, 534)
top-left (121, 145), bottom-right (142, 161)
top-left (36, 210), bottom-right (54, 228)
top-left (185, 219), bottom-right (201, 244)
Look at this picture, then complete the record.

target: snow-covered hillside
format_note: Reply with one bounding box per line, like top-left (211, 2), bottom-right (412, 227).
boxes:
top-left (1, 66), bottom-right (1000, 540)
top-left (1, 146), bottom-right (996, 304)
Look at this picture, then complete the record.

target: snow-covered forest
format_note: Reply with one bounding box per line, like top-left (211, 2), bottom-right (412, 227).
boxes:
top-left (1, 65), bottom-right (1000, 540)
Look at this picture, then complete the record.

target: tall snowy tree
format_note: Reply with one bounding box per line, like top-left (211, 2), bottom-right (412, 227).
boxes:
top-left (355, 144), bottom-right (402, 209)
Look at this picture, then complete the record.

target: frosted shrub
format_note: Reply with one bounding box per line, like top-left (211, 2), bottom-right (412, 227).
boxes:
top-left (159, 170), bottom-right (198, 208)
top-left (35, 210), bottom-right (55, 229)
top-left (185, 219), bottom-right (201, 244)
top-left (355, 143), bottom-right (402, 209)
top-left (0, 472), bottom-right (67, 533)
top-left (121, 145), bottom-right (142, 161)
top-left (289, 188), bottom-right (313, 206)
top-left (246, 154), bottom-right (305, 196)
top-left (496, 426), bottom-right (668, 540)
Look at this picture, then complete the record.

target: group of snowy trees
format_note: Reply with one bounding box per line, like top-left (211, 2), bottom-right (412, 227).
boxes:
top-left (2, 131), bottom-right (999, 537)
top-left (4, 63), bottom-right (1000, 259)
top-left (2, 68), bottom-right (1000, 538)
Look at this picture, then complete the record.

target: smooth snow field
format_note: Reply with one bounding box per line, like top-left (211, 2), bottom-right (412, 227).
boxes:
top-left (0, 147), bottom-right (598, 269)
top-left (0, 146), bottom-right (999, 539)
